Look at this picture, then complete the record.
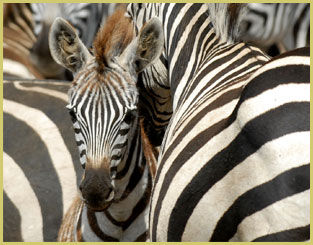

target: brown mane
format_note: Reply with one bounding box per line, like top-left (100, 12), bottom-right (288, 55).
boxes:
top-left (93, 6), bottom-right (134, 72)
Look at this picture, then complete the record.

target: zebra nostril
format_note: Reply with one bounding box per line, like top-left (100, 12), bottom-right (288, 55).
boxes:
top-left (105, 188), bottom-right (114, 202)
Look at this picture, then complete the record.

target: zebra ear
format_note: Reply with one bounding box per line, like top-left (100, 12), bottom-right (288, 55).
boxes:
top-left (134, 17), bottom-right (164, 72)
top-left (49, 17), bottom-right (92, 73)
top-left (120, 17), bottom-right (164, 73)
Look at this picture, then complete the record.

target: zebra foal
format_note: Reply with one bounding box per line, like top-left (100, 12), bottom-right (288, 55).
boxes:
top-left (126, 3), bottom-right (310, 242)
top-left (49, 7), bottom-right (163, 241)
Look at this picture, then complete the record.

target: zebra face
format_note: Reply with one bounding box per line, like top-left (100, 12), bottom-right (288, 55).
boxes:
top-left (49, 13), bottom-right (164, 211)
top-left (65, 62), bottom-right (140, 211)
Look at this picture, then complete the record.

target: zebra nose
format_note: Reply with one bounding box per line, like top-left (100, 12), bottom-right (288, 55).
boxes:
top-left (79, 175), bottom-right (114, 211)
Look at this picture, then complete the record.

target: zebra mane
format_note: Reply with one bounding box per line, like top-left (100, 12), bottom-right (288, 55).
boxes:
top-left (207, 3), bottom-right (247, 43)
top-left (93, 6), bottom-right (133, 71)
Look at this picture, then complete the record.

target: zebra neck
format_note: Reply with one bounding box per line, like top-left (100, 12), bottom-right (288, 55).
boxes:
top-left (79, 130), bottom-right (152, 241)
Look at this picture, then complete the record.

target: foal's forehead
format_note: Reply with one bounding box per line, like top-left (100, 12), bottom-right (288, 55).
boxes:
top-left (70, 60), bottom-right (138, 106)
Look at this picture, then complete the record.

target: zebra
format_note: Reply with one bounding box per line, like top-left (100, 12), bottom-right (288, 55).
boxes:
top-left (125, 3), bottom-right (310, 241)
top-left (3, 3), bottom-right (45, 79)
top-left (239, 3), bottom-right (310, 55)
top-left (48, 7), bottom-right (163, 241)
top-left (3, 3), bottom-right (120, 80)
top-left (3, 78), bottom-right (83, 241)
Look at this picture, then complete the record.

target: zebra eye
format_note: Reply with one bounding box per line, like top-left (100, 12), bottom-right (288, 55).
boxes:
top-left (66, 105), bottom-right (77, 120)
top-left (123, 109), bottom-right (136, 124)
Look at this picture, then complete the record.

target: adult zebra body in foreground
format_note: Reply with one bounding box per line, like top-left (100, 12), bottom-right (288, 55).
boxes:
top-left (126, 3), bottom-right (310, 241)
top-left (239, 3), bottom-right (310, 55)
top-left (49, 8), bottom-right (162, 241)
top-left (3, 79), bottom-right (82, 241)
top-left (4, 3), bottom-right (119, 80)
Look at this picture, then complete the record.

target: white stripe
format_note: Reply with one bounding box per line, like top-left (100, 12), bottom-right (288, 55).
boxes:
top-left (182, 132), bottom-right (309, 241)
top-left (3, 99), bottom-right (77, 214)
top-left (13, 81), bottom-right (69, 102)
top-left (246, 55), bottom-right (310, 83)
top-left (3, 59), bottom-right (35, 79)
top-left (153, 81), bottom-right (309, 240)
top-left (230, 190), bottom-right (310, 241)
top-left (3, 152), bottom-right (43, 242)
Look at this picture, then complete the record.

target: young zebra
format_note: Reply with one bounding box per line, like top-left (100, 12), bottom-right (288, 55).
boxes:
top-left (239, 3), bottom-right (310, 55)
top-left (49, 8), bottom-right (162, 241)
top-left (126, 3), bottom-right (310, 241)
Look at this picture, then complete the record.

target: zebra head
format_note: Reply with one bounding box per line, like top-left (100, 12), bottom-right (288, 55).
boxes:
top-left (49, 10), bottom-right (163, 211)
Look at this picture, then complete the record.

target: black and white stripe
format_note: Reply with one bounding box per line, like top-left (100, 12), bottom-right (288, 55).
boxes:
top-left (126, 3), bottom-right (310, 242)
top-left (56, 47), bottom-right (152, 243)
top-left (49, 10), bottom-right (163, 241)
top-left (239, 3), bottom-right (310, 55)
top-left (3, 78), bottom-right (82, 241)
top-left (3, 3), bottom-right (120, 79)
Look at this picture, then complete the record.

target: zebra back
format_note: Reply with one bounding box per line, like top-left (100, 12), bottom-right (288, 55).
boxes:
top-left (126, 3), bottom-right (310, 241)
top-left (3, 78), bottom-right (83, 241)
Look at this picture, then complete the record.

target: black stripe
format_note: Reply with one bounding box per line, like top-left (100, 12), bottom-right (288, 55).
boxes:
top-left (106, 164), bottom-right (151, 230)
top-left (253, 225), bottom-right (310, 242)
top-left (237, 66), bottom-right (309, 109)
top-left (169, 6), bottom-right (207, 97)
top-left (79, 149), bottom-right (86, 158)
top-left (87, 209), bottom-right (119, 241)
top-left (178, 46), bottom-right (266, 113)
top-left (120, 153), bottom-right (145, 200)
top-left (3, 191), bottom-right (22, 241)
top-left (135, 231), bottom-right (148, 242)
top-left (151, 88), bottom-right (243, 240)
top-left (19, 82), bottom-right (70, 93)
top-left (211, 164), bottom-right (310, 241)
top-left (163, 102), bottom-right (309, 241)
top-left (176, 17), bottom-right (215, 108)
top-left (76, 139), bottom-right (84, 147)
top-left (179, 44), bottom-right (262, 107)
top-left (165, 3), bottom-right (186, 53)
top-left (4, 112), bottom-right (63, 241)
top-left (4, 82), bottom-right (83, 186)
top-left (269, 46), bottom-right (309, 62)
top-left (115, 132), bottom-right (139, 180)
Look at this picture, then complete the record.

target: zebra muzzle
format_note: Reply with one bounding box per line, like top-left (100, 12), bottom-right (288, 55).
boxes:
top-left (79, 173), bottom-right (115, 211)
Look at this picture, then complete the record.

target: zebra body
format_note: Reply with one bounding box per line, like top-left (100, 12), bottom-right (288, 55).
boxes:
top-left (49, 7), bottom-right (162, 241)
top-left (3, 6), bottom-right (83, 241)
top-left (126, 3), bottom-right (310, 241)
top-left (239, 3), bottom-right (310, 54)
top-left (3, 79), bottom-right (82, 241)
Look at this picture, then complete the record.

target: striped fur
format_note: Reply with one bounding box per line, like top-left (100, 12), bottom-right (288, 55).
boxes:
top-left (3, 6), bottom-right (83, 241)
top-left (239, 3), bottom-right (310, 55)
top-left (3, 3), bottom-right (120, 79)
top-left (49, 8), bottom-right (162, 241)
top-left (58, 120), bottom-right (157, 242)
top-left (3, 3), bottom-right (44, 79)
top-left (126, 3), bottom-right (310, 241)
top-left (3, 79), bottom-right (82, 241)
